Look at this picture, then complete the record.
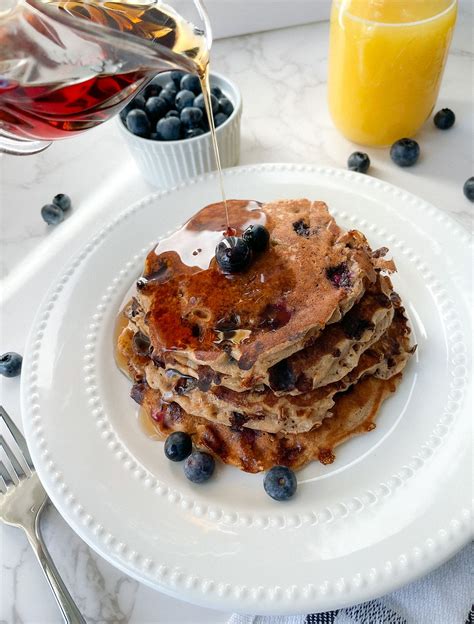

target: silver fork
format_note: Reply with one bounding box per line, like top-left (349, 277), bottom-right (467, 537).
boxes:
top-left (0, 406), bottom-right (86, 624)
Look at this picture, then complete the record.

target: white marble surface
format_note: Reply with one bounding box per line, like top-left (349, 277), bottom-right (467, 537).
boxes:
top-left (0, 10), bottom-right (473, 624)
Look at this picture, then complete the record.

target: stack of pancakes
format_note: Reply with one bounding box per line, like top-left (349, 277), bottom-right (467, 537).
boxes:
top-left (117, 199), bottom-right (415, 473)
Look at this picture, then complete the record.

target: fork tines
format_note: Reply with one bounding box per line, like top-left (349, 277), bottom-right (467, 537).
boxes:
top-left (0, 406), bottom-right (34, 492)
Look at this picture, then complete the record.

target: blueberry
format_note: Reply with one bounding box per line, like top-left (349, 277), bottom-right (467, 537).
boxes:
top-left (215, 237), bottom-right (252, 273)
top-left (268, 360), bottom-right (296, 392)
top-left (185, 127), bottom-right (205, 138)
top-left (156, 116), bottom-right (182, 141)
top-left (150, 132), bottom-right (158, 140)
top-left (390, 138), bottom-right (420, 167)
top-left (242, 224), bottom-right (270, 252)
top-left (160, 88), bottom-right (175, 107)
top-left (347, 151), bottom-right (370, 173)
top-left (171, 70), bottom-right (185, 87)
top-left (52, 193), bottom-right (71, 212)
top-left (180, 106), bottom-right (203, 128)
top-left (463, 177), bottom-right (474, 201)
top-left (41, 203), bottom-right (64, 225)
top-left (145, 96), bottom-right (168, 122)
top-left (193, 93), bottom-right (219, 115)
top-left (165, 109), bottom-right (179, 118)
top-left (144, 82), bottom-right (162, 100)
top-left (218, 96), bottom-right (234, 116)
top-left (130, 94), bottom-right (146, 110)
top-left (180, 73), bottom-right (201, 94)
top-left (184, 451), bottom-right (215, 483)
top-left (434, 108), bottom-right (455, 130)
top-left (175, 89), bottom-right (195, 112)
top-left (163, 80), bottom-right (177, 96)
top-left (214, 112), bottom-right (228, 127)
top-left (126, 109), bottom-right (151, 137)
top-left (164, 431), bottom-right (192, 462)
top-left (0, 352), bottom-right (23, 378)
top-left (211, 86), bottom-right (222, 98)
top-left (263, 466), bottom-right (297, 501)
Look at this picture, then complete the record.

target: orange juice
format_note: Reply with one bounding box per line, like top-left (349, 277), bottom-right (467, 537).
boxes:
top-left (328, 0), bottom-right (457, 146)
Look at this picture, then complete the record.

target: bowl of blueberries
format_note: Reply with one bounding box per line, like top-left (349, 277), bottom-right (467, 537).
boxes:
top-left (118, 70), bottom-right (242, 188)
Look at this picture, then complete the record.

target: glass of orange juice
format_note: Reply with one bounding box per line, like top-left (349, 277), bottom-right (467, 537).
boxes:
top-left (328, 0), bottom-right (457, 146)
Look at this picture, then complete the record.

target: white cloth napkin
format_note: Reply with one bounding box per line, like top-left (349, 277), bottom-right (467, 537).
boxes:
top-left (228, 544), bottom-right (473, 624)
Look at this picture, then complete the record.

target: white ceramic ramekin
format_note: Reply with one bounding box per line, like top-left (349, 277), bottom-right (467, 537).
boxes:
top-left (118, 71), bottom-right (242, 188)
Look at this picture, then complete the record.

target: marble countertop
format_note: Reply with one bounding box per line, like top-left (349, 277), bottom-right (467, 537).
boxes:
top-left (1, 11), bottom-right (472, 624)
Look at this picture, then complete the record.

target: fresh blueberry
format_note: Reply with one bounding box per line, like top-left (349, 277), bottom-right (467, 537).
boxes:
top-left (264, 466), bottom-right (297, 501)
top-left (144, 82), bottom-right (162, 100)
top-left (180, 106), bottom-right (203, 128)
top-left (41, 203), bottom-right (64, 225)
top-left (434, 108), bottom-right (455, 130)
top-left (180, 73), bottom-right (201, 94)
top-left (211, 86), bottom-right (222, 98)
top-left (145, 96), bottom-right (168, 121)
top-left (165, 109), bottom-right (179, 118)
top-left (463, 177), bottom-right (474, 201)
top-left (215, 236), bottom-right (252, 273)
top-left (175, 89), bottom-right (195, 111)
top-left (131, 94), bottom-right (146, 110)
top-left (156, 116), bottom-right (182, 141)
top-left (242, 224), bottom-right (270, 252)
top-left (218, 96), bottom-right (234, 116)
top-left (52, 193), bottom-right (71, 212)
top-left (347, 151), bottom-right (370, 173)
top-left (390, 138), bottom-right (420, 167)
top-left (164, 431), bottom-right (192, 462)
top-left (163, 80), bottom-right (177, 96)
top-left (214, 112), bottom-right (228, 127)
top-left (126, 109), bottom-right (151, 137)
top-left (193, 93), bottom-right (219, 115)
top-left (185, 127), bottom-right (205, 138)
top-left (160, 88), bottom-right (176, 107)
top-left (0, 352), bottom-right (23, 378)
top-left (184, 451), bottom-right (215, 483)
top-left (171, 70), bottom-right (185, 87)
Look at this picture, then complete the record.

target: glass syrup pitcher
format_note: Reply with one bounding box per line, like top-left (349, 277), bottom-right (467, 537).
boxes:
top-left (0, 0), bottom-right (212, 155)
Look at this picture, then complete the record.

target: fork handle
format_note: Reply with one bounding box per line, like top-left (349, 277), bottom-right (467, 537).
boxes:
top-left (24, 517), bottom-right (87, 624)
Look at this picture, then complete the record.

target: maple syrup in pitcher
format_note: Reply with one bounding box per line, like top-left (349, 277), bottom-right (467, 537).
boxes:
top-left (1, 0), bottom-right (230, 223)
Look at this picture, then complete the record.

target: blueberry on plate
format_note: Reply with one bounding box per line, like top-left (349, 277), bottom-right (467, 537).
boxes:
top-left (242, 224), bottom-right (270, 252)
top-left (264, 466), bottom-right (297, 501)
top-left (180, 106), bottom-right (203, 128)
top-left (165, 109), bottom-right (179, 118)
top-left (175, 89), bottom-right (195, 112)
top-left (390, 138), bottom-right (420, 167)
top-left (163, 80), bottom-right (177, 96)
top-left (171, 70), bottom-right (185, 87)
top-left (214, 112), bottom-right (228, 127)
top-left (126, 109), bottom-right (151, 137)
top-left (0, 352), bottom-right (23, 378)
top-left (145, 96), bottom-right (168, 122)
top-left (463, 177), bottom-right (474, 201)
top-left (156, 116), bottom-right (182, 141)
top-left (131, 94), bottom-right (146, 110)
top-left (193, 92), bottom-right (219, 115)
top-left (434, 108), bottom-right (455, 130)
top-left (144, 82), bottom-right (162, 100)
top-left (41, 203), bottom-right (64, 225)
top-left (215, 236), bottom-right (252, 273)
top-left (218, 96), bottom-right (234, 116)
top-left (184, 451), bottom-right (215, 483)
top-left (185, 127), bottom-right (205, 138)
top-left (211, 86), bottom-right (222, 98)
top-left (180, 73), bottom-right (201, 94)
top-left (52, 193), bottom-right (71, 212)
top-left (164, 432), bottom-right (192, 462)
top-left (347, 151), bottom-right (370, 173)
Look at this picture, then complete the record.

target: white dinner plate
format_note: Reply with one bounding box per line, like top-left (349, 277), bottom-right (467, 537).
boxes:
top-left (21, 164), bottom-right (472, 614)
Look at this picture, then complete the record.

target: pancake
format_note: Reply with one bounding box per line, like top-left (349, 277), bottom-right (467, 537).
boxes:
top-left (134, 373), bottom-right (402, 473)
top-left (120, 306), bottom-right (413, 433)
top-left (134, 199), bottom-right (394, 387)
